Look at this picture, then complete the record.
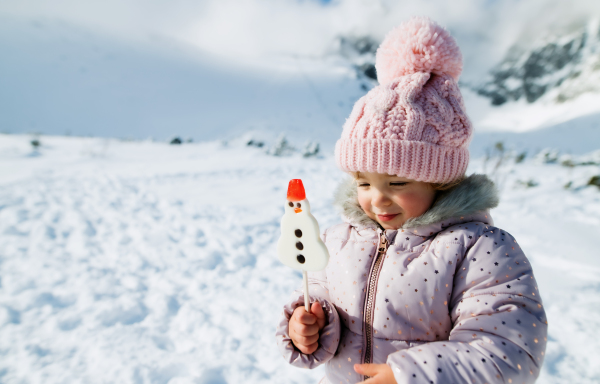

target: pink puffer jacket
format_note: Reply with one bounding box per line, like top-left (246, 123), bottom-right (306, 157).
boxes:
top-left (276, 175), bottom-right (547, 384)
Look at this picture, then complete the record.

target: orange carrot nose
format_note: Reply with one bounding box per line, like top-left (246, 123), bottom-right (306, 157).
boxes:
top-left (287, 179), bottom-right (306, 201)
top-left (294, 208), bottom-right (302, 213)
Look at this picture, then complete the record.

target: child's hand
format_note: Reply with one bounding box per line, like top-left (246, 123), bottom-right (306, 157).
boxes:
top-left (354, 363), bottom-right (397, 384)
top-left (289, 301), bottom-right (326, 354)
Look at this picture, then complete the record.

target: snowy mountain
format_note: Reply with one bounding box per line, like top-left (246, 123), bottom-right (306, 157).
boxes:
top-left (331, 17), bottom-right (600, 110)
top-left (1, 9), bottom-right (600, 152)
top-left (330, 35), bottom-right (379, 84)
top-left (321, 19), bottom-right (600, 154)
top-left (475, 18), bottom-right (600, 105)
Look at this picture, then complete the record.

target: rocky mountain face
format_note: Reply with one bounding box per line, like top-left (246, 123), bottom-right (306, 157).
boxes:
top-left (476, 19), bottom-right (600, 105)
top-left (333, 35), bottom-right (379, 84)
top-left (333, 19), bottom-right (600, 106)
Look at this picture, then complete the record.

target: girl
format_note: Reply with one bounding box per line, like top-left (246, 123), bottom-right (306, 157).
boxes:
top-left (276, 17), bottom-right (547, 384)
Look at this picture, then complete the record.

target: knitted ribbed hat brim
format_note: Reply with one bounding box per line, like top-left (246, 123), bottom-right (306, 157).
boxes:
top-left (335, 138), bottom-right (469, 183)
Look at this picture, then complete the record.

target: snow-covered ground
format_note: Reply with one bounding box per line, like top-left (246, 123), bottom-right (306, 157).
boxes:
top-left (1, 134), bottom-right (599, 383)
top-left (2, 2), bottom-right (600, 383)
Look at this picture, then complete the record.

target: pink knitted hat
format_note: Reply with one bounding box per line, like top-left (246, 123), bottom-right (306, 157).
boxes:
top-left (335, 17), bottom-right (472, 183)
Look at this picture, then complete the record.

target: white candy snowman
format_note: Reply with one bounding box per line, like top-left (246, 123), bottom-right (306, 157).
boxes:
top-left (277, 179), bottom-right (330, 311)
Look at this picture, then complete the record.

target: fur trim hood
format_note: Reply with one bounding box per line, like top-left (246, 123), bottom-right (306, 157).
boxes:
top-left (333, 174), bottom-right (499, 230)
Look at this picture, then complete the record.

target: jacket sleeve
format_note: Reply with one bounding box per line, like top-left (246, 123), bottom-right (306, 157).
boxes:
top-left (387, 228), bottom-right (548, 384)
top-left (275, 231), bottom-right (341, 369)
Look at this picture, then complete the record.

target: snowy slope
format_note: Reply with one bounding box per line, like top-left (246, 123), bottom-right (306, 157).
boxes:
top-left (0, 17), bottom-right (364, 145)
top-left (1, 134), bottom-right (599, 383)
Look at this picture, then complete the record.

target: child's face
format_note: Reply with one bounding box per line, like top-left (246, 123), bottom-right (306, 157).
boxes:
top-left (355, 172), bottom-right (436, 230)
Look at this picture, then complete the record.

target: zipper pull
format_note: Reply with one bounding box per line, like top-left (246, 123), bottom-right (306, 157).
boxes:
top-left (378, 233), bottom-right (388, 254)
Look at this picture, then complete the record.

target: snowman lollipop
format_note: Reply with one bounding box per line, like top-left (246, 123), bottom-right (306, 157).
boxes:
top-left (277, 179), bottom-right (330, 312)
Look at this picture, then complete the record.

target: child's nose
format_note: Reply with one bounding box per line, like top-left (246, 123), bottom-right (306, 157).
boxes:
top-left (372, 190), bottom-right (392, 207)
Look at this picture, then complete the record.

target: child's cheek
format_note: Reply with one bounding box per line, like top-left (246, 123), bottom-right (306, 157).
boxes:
top-left (357, 192), bottom-right (376, 219)
top-left (397, 191), bottom-right (435, 219)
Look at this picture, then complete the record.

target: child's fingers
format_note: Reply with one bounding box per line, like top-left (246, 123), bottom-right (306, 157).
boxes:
top-left (291, 321), bottom-right (320, 337)
top-left (295, 310), bottom-right (317, 325)
top-left (353, 363), bottom-right (381, 377)
top-left (356, 378), bottom-right (376, 384)
top-left (292, 306), bottom-right (308, 319)
top-left (293, 333), bottom-right (319, 347)
top-left (355, 363), bottom-right (396, 384)
top-left (310, 301), bottom-right (327, 330)
top-left (295, 341), bottom-right (319, 355)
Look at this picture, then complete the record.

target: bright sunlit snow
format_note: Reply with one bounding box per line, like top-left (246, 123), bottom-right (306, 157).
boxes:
top-left (1, 1), bottom-right (600, 383)
top-left (1, 135), bottom-right (599, 383)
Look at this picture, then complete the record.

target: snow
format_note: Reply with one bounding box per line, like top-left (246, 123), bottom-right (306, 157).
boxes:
top-left (1, 134), bottom-right (599, 383)
top-left (1, 2), bottom-right (600, 382)
top-left (464, 89), bottom-right (600, 135)
top-left (2, 4), bottom-right (600, 144)
top-left (0, 16), bottom-right (364, 145)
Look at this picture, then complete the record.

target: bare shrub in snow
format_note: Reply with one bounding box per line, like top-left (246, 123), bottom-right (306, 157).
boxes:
top-left (246, 139), bottom-right (264, 148)
top-left (515, 179), bottom-right (539, 188)
top-left (515, 151), bottom-right (527, 164)
top-left (576, 150), bottom-right (600, 166)
top-left (302, 141), bottom-right (320, 158)
top-left (483, 142), bottom-right (508, 174)
top-left (555, 150), bottom-right (600, 167)
top-left (559, 154), bottom-right (575, 167)
top-left (588, 175), bottom-right (600, 189)
top-left (268, 135), bottom-right (294, 156)
top-left (482, 141), bottom-right (511, 190)
top-left (535, 148), bottom-right (559, 164)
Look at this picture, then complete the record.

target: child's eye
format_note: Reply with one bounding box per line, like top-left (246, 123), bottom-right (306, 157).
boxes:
top-left (390, 182), bottom-right (408, 186)
top-left (357, 183), bottom-right (370, 187)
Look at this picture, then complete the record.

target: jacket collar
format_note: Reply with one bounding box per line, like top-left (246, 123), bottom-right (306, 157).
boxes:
top-left (333, 174), bottom-right (499, 236)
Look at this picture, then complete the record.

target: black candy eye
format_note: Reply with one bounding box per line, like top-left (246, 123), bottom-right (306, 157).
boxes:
top-left (288, 202), bottom-right (294, 207)
top-left (296, 203), bottom-right (301, 208)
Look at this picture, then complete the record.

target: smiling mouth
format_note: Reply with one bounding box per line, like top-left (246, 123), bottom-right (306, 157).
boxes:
top-left (377, 213), bottom-right (399, 222)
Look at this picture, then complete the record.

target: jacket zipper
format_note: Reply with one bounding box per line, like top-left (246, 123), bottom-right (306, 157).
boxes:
top-left (362, 230), bottom-right (388, 380)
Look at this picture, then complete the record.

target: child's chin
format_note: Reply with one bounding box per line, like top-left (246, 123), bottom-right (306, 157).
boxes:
top-left (377, 219), bottom-right (403, 230)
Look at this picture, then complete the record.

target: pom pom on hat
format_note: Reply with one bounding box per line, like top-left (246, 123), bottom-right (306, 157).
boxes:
top-left (336, 17), bottom-right (472, 183)
top-left (376, 17), bottom-right (463, 84)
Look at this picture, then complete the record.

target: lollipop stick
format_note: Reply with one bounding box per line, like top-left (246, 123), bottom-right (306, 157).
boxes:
top-left (303, 270), bottom-right (310, 313)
